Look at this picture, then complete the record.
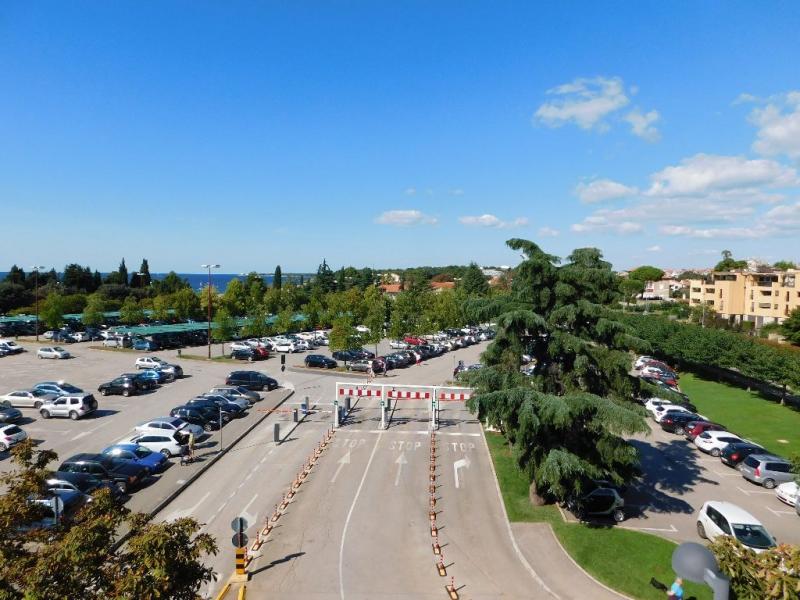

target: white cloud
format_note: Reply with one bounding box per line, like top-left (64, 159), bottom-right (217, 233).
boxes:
top-left (449, 188), bottom-right (464, 196)
top-left (763, 201), bottom-right (800, 229)
top-left (538, 226), bottom-right (559, 237)
top-left (624, 109), bottom-right (661, 142)
top-left (749, 91), bottom-right (800, 159)
top-left (375, 210), bottom-right (437, 226)
top-left (659, 225), bottom-right (770, 239)
top-left (646, 154), bottom-right (798, 197)
top-left (575, 179), bottom-right (638, 203)
top-left (571, 215), bottom-right (643, 235)
top-left (459, 214), bottom-right (528, 229)
top-left (534, 76), bottom-right (630, 131)
top-left (646, 245), bottom-right (661, 252)
top-left (404, 187), bottom-right (417, 195)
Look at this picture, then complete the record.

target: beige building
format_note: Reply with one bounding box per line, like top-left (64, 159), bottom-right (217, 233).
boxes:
top-left (689, 270), bottom-right (800, 325)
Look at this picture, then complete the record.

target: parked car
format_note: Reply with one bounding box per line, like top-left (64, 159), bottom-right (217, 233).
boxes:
top-left (132, 338), bottom-right (160, 351)
top-left (101, 443), bottom-right (168, 473)
top-left (58, 453), bottom-right (149, 494)
top-left (659, 411), bottom-right (705, 435)
top-left (332, 350), bottom-right (358, 363)
top-left (225, 371), bottom-right (278, 391)
top-left (199, 392), bottom-right (251, 410)
top-left (0, 339), bottom-right (25, 354)
top-left (71, 331), bottom-right (93, 342)
top-left (102, 336), bottom-right (129, 348)
top-left (229, 341), bottom-right (252, 352)
top-left (565, 486), bottom-right (626, 523)
top-left (208, 386), bottom-right (262, 403)
top-left (123, 431), bottom-right (186, 458)
top-left (403, 336), bottom-right (426, 346)
top-left (37, 346), bottom-right (71, 360)
top-left (347, 359), bottom-right (385, 373)
top-left (273, 341), bottom-right (298, 353)
top-left (138, 368), bottom-right (173, 384)
top-left (27, 490), bottom-right (88, 529)
top-left (185, 397), bottom-right (242, 420)
top-left (98, 375), bottom-right (144, 397)
top-left (39, 394), bottom-right (98, 420)
top-left (134, 356), bottom-right (183, 378)
top-left (684, 421), bottom-right (726, 442)
top-left (696, 501), bottom-right (776, 552)
top-left (389, 339), bottom-right (410, 349)
top-left (169, 406), bottom-right (220, 431)
top-left (0, 423), bottom-right (28, 452)
top-left (34, 381), bottom-right (84, 396)
top-left (46, 471), bottom-right (123, 501)
top-left (694, 430), bottom-right (745, 457)
top-left (775, 481), bottom-right (799, 508)
top-left (719, 442), bottom-right (766, 467)
top-left (643, 398), bottom-right (674, 419)
top-left (0, 389), bottom-right (57, 409)
top-left (0, 401), bottom-right (23, 424)
top-left (653, 404), bottom-right (693, 423)
top-left (739, 454), bottom-right (795, 489)
top-left (305, 354), bottom-right (337, 369)
top-left (134, 416), bottom-right (203, 439)
top-left (231, 348), bottom-right (264, 362)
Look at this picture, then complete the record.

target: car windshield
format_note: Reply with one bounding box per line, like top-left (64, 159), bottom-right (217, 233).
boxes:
top-left (4, 426), bottom-right (22, 435)
top-left (732, 524), bottom-right (775, 549)
top-left (53, 347), bottom-right (65, 351)
top-left (61, 384), bottom-right (82, 393)
top-left (133, 447), bottom-right (152, 458)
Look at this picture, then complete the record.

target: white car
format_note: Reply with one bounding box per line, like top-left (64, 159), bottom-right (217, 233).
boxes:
top-left (389, 339), bottom-right (409, 349)
top-left (634, 355), bottom-right (656, 369)
top-left (71, 332), bottom-right (92, 342)
top-left (0, 423), bottom-right (28, 452)
top-left (229, 342), bottom-right (252, 352)
top-left (643, 398), bottom-right (672, 418)
top-left (37, 346), bottom-right (71, 360)
top-left (694, 430), bottom-right (745, 456)
top-left (775, 481), bottom-right (799, 507)
top-left (134, 416), bottom-right (203, 439)
top-left (0, 340), bottom-right (24, 354)
top-left (134, 357), bottom-right (182, 378)
top-left (42, 330), bottom-right (57, 340)
top-left (696, 501), bottom-right (776, 553)
top-left (274, 341), bottom-right (298, 353)
top-left (653, 404), bottom-right (692, 423)
top-left (123, 432), bottom-right (185, 458)
top-left (102, 337), bottom-right (124, 347)
top-left (292, 339), bottom-right (311, 351)
top-left (355, 325), bottom-right (370, 333)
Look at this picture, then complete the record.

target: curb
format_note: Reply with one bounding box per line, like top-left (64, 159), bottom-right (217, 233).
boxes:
top-left (111, 387), bottom-right (295, 551)
top-left (287, 365), bottom-right (396, 379)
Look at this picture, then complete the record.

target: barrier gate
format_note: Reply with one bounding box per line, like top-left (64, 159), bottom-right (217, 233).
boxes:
top-left (334, 382), bottom-right (473, 430)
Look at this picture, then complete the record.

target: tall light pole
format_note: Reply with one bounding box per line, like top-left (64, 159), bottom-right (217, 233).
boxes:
top-left (31, 266), bottom-right (46, 341)
top-left (201, 264), bottom-right (220, 358)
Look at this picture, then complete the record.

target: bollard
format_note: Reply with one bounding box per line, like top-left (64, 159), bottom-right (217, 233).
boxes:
top-left (429, 509), bottom-right (436, 521)
top-left (273, 422), bottom-right (280, 443)
top-left (430, 495), bottom-right (436, 508)
top-left (447, 576), bottom-right (458, 599)
top-left (431, 522), bottom-right (438, 537)
top-left (235, 547), bottom-right (247, 576)
top-left (271, 505), bottom-right (280, 522)
top-left (293, 408), bottom-right (298, 422)
top-left (437, 554), bottom-right (447, 577)
top-left (429, 473), bottom-right (436, 483)
top-left (302, 397), bottom-right (308, 414)
top-left (344, 396), bottom-right (351, 413)
top-left (429, 483), bottom-right (435, 494)
top-left (432, 536), bottom-right (441, 555)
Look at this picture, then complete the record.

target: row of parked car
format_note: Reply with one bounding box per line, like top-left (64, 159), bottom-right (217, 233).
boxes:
top-left (634, 355), bottom-right (799, 553)
top-left (228, 331), bottom-right (330, 361)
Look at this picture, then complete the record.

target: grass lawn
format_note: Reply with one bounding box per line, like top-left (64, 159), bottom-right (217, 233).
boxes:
top-left (679, 372), bottom-right (800, 457)
top-left (485, 432), bottom-right (711, 600)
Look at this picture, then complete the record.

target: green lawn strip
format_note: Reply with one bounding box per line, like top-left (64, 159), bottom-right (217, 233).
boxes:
top-left (485, 432), bottom-right (710, 600)
top-left (679, 372), bottom-right (800, 457)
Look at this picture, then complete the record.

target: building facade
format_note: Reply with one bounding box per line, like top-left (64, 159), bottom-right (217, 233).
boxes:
top-left (688, 270), bottom-right (799, 325)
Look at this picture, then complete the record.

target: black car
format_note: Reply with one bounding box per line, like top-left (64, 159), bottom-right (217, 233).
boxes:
top-left (58, 453), bottom-right (149, 494)
top-left (231, 348), bottom-right (263, 362)
top-left (169, 406), bottom-right (220, 431)
top-left (659, 411), bottom-right (705, 435)
top-left (97, 375), bottom-right (149, 397)
top-left (720, 442), bottom-right (766, 467)
top-left (225, 371), bottom-right (279, 391)
top-left (186, 397), bottom-right (242, 420)
top-left (305, 354), bottom-right (337, 369)
top-left (0, 400), bottom-right (23, 423)
top-left (47, 471), bottom-right (124, 501)
top-left (351, 348), bottom-right (375, 359)
top-left (332, 350), bottom-right (359, 362)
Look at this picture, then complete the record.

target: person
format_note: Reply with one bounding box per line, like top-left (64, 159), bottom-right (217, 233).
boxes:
top-left (366, 364), bottom-right (374, 383)
top-left (667, 577), bottom-right (683, 599)
top-left (187, 431), bottom-right (196, 461)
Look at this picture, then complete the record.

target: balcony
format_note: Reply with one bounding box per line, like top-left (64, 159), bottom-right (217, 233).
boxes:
top-left (758, 302), bottom-right (772, 309)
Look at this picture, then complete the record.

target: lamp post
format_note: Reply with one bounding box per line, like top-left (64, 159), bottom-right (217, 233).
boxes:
top-left (201, 264), bottom-right (220, 358)
top-left (31, 266), bottom-right (46, 341)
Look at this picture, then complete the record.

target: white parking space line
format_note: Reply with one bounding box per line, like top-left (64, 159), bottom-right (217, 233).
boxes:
top-left (344, 428), bottom-right (480, 437)
top-left (767, 506), bottom-right (796, 517)
top-left (736, 486), bottom-right (777, 496)
top-left (620, 524), bottom-right (678, 533)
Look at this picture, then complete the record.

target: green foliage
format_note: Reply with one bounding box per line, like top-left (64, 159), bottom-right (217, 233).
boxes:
top-left (329, 315), bottom-right (361, 353)
top-left (119, 295), bottom-right (145, 325)
top-left (715, 249), bottom-right (748, 271)
top-left (781, 307), bottom-right (800, 345)
top-left (388, 289), bottom-right (431, 338)
top-left (628, 265), bottom-right (664, 282)
top-left (81, 294), bottom-right (106, 327)
top-left (221, 278), bottom-right (248, 316)
top-left (621, 313), bottom-right (800, 390)
top-left (242, 304), bottom-right (270, 338)
top-left (465, 239), bottom-right (648, 503)
top-left (273, 265), bottom-right (282, 290)
top-left (40, 292), bottom-right (66, 329)
top-left (0, 440), bottom-right (217, 599)
top-left (710, 536), bottom-right (799, 599)
top-left (151, 294), bottom-right (171, 322)
top-left (619, 277), bottom-right (644, 304)
top-left (212, 307), bottom-right (238, 342)
top-left (171, 288), bottom-right (201, 321)
top-left (677, 270), bottom-right (704, 280)
top-left (4, 265), bottom-right (26, 285)
top-left (313, 259), bottom-right (337, 294)
top-left (361, 286), bottom-right (386, 346)
top-left (459, 262), bottom-right (489, 296)
top-left (152, 271), bottom-right (190, 295)
top-left (772, 260), bottom-right (796, 271)
top-left (275, 307), bottom-right (295, 334)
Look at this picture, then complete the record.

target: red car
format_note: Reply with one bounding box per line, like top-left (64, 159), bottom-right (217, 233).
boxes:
top-left (253, 347), bottom-right (270, 359)
top-left (403, 336), bottom-right (426, 346)
top-left (684, 421), bottom-right (725, 442)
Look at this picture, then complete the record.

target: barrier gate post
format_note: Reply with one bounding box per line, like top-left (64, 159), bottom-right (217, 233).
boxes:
top-left (380, 399), bottom-right (386, 429)
top-left (333, 399), bottom-right (340, 429)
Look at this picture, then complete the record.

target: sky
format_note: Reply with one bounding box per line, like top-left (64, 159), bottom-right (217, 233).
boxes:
top-left (1, 2), bottom-right (799, 273)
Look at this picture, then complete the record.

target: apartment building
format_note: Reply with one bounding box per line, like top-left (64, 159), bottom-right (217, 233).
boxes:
top-left (688, 270), bottom-right (800, 325)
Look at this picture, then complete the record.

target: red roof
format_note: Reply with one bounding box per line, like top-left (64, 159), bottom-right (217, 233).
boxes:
top-left (430, 281), bottom-right (456, 290)
top-left (379, 284), bottom-right (403, 294)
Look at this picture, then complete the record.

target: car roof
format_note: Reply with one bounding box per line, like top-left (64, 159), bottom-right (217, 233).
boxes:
top-left (705, 430), bottom-right (741, 439)
top-left (748, 454), bottom-right (789, 463)
top-left (105, 443), bottom-right (138, 452)
top-left (705, 501), bottom-right (763, 525)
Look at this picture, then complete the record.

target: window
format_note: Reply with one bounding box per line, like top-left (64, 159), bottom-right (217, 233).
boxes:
top-left (768, 463), bottom-right (790, 473)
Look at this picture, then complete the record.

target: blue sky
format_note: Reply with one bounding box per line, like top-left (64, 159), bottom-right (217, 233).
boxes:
top-left (2, 2), bottom-right (799, 273)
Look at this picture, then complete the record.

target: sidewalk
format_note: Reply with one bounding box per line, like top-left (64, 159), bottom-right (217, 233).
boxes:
top-left (511, 522), bottom-right (632, 600)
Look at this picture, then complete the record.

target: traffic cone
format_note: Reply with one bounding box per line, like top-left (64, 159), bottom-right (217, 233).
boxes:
top-left (430, 521), bottom-right (438, 537)
top-left (429, 509), bottom-right (436, 522)
top-left (447, 577), bottom-right (458, 599)
top-left (437, 554), bottom-right (447, 577)
top-left (432, 536), bottom-right (441, 555)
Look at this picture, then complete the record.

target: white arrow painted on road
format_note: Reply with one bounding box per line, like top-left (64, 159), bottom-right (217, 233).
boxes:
top-left (767, 506), bottom-right (796, 518)
top-left (330, 450), bottom-right (351, 483)
top-left (281, 380), bottom-right (296, 392)
top-left (162, 491), bottom-right (210, 522)
top-left (394, 453), bottom-right (407, 486)
top-left (453, 456), bottom-right (471, 489)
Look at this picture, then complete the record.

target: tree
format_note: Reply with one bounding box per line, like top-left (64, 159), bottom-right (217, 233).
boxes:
top-left (715, 250), bottom-right (747, 271)
top-left (780, 307), bottom-right (800, 345)
top-left (329, 315), bottom-right (361, 357)
top-left (628, 265), bottom-right (664, 282)
top-left (171, 288), bottom-right (201, 321)
top-left (152, 271), bottom-right (190, 295)
top-left (361, 286), bottom-right (387, 353)
top-left (273, 265), bottom-right (282, 290)
top-left (459, 263), bottom-right (489, 296)
top-left (677, 270), bottom-right (704, 280)
top-left (4, 265), bottom-right (26, 285)
top-left (130, 259), bottom-right (152, 288)
top-left (465, 239), bottom-right (649, 505)
top-left (710, 536), bottom-right (799, 600)
top-left (619, 277), bottom-right (644, 305)
top-left (274, 308), bottom-right (295, 334)
top-left (40, 292), bottom-right (66, 329)
top-left (242, 304), bottom-right (270, 338)
top-left (151, 294), bottom-right (171, 322)
top-left (81, 294), bottom-right (107, 327)
top-left (313, 259), bottom-right (336, 294)
top-left (220, 278), bottom-right (248, 316)
top-left (773, 260), bottom-right (797, 271)
top-left (119, 295), bottom-right (145, 326)
top-left (0, 440), bottom-right (218, 599)
top-left (212, 307), bottom-right (238, 342)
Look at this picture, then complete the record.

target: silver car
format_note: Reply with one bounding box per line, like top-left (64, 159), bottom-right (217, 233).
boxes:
top-left (135, 417), bottom-right (204, 439)
top-left (39, 394), bottom-right (98, 420)
top-left (0, 423), bottom-right (28, 452)
top-left (208, 386), bottom-right (262, 403)
top-left (739, 454), bottom-right (795, 489)
top-left (37, 346), bottom-right (71, 359)
top-left (0, 389), bottom-right (57, 409)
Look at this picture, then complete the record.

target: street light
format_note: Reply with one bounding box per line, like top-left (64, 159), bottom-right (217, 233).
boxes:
top-left (201, 264), bottom-right (220, 358)
top-left (30, 266), bottom-right (46, 341)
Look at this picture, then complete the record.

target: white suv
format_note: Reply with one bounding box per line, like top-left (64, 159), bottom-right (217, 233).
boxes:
top-left (696, 501), bottom-right (775, 553)
top-left (694, 430), bottom-right (745, 456)
top-left (124, 432), bottom-right (185, 458)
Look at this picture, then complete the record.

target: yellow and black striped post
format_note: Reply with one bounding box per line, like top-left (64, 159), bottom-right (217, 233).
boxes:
top-left (235, 547), bottom-right (247, 575)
